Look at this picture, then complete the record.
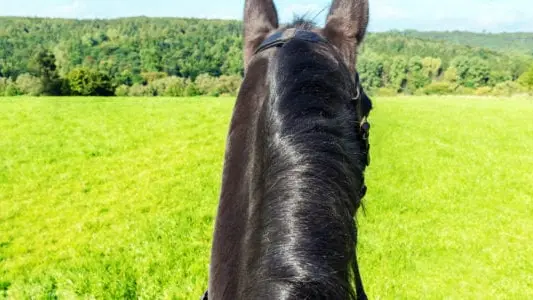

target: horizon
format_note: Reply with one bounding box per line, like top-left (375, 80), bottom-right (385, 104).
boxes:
top-left (1, 15), bottom-right (532, 34)
top-left (0, 0), bottom-right (532, 33)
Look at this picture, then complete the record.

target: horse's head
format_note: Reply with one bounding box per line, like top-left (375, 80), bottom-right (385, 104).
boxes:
top-left (244, 0), bottom-right (368, 73)
top-left (242, 0), bottom-right (371, 120)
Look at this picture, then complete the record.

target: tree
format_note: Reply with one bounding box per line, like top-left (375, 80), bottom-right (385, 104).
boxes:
top-left (489, 70), bottom-right (512, 86)
top-left (388, 56), bottom-right (408, 92)
top-left (0, 17), bottom-right (531, 96)
top-left (16, 73), bottom-right (43, 96)
top-left (165, 77), bottom-right (188, 97)
top-left (2, 78), bottom-right (20, 96)
top-left (184, 81), bottom-right (199, 96)
top-left (66, 67), bottom-right (114, 96)
top-left (195, 73), bottom-right (220, 96)
top-left (443, 67), bottom-right (459, 83)
top-left (406, 56), bottom-right (430, 92)
top-left (215, 75), bottom-right (242, 96)
top-left (357, 52), bottom-right (384, 90)
top-left (220, 43), bottom-right (243, 76)
top-left (421, 57), bottom-right (442, 80)
top-left (451, 56), bottom-right (490, 88)
top-left (128, 83), bottom-right (150, 97)
top-left (0, 77), bottom-right (8, 95)
top-left (115, 85), bottom-right (130, 96)
top-left (141, 72), bottom-right (167, 84)
top-left (29, 48), bottom-right (64, 95)
top-left (518, 64), bottom-right (533, 92)
top-left (492, 81), bottom-right (524, 96)
top-left (140, 47), bottom-right (161, 72)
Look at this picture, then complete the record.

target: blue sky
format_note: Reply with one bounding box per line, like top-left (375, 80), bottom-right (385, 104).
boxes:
top-left (0, 0), bottom-right (532, 32)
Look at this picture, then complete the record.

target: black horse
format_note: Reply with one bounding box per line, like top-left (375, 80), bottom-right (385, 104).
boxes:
top-left (207, 0), bottom-right (372, 298)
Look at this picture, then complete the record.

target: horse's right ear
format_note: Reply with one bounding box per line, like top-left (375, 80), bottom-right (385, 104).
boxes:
top-left (243, 0), bottom-right (279, 70)
top-left (323, 0), bottom-right (369, 73)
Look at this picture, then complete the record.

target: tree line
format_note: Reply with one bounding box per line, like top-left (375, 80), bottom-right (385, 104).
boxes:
top-left (0, 17), bottom-right (532, 97)
top-left (397, 30), bottom-right (533, 55)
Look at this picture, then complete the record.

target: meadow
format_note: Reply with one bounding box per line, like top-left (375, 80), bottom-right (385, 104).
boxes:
top-left (1, 96), bottom-right (532, 299)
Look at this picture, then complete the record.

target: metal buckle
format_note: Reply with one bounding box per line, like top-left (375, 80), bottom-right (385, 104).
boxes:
top-left (360, 118), bottom-right (370, 141)
top-left (352, 85), bottom-right (361, 102)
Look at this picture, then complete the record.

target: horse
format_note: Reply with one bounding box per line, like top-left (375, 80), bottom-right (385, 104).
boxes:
top-left (205, 0), bottom-right (372, 298)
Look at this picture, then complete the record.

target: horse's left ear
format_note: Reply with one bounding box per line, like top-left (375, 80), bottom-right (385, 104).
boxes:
top-left (322, 0), bottom-right (369, 72)
top-left (243, 0), bottom-right (279, 70)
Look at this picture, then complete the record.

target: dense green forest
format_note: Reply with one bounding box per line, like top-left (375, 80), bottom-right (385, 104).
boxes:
top-left (1, 17), bottom-right (532, 96)
top-left (397, 30), bottom-right (533, 55)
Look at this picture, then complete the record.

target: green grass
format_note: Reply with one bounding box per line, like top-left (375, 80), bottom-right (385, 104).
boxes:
top-left (1, 96), bottom-right (532, 299)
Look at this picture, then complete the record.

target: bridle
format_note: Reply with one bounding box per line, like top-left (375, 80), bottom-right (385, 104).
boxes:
top-left (201, 28), bottom-right (371, 300)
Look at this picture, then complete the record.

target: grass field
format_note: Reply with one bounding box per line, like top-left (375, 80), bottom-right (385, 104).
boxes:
top-left (1, 96), bottom-right (532, 299)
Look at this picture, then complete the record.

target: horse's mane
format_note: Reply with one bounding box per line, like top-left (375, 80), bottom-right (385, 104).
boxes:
top-left (289, 17), bottom-right (316, 30)
top-left (241, 22), bottom-right (367, 299)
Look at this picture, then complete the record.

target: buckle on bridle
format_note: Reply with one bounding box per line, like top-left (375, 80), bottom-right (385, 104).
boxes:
top-left (360, 118), bottom-right (370, 141)
top-left (352, 84), bottom-right (369, 141)
top-left (352, 85), bottom-right (361, 103)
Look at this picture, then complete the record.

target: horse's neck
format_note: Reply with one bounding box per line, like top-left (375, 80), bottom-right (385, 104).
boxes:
top-left (209, 82), bottom-right (266, 299)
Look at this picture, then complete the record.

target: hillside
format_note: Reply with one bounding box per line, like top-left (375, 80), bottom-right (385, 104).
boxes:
top-left (0, 17), bottom-right (532, 96)
top-left (396, 30), bottom-right (533, 55)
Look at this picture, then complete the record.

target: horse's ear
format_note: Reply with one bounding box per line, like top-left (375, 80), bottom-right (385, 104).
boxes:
top-left (243, 0), bottom-right (279, 70)
top-left (323, 0), bottom-right (369, 72)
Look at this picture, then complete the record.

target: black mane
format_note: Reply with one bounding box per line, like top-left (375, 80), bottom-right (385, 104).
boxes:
top-left (289, 17), bottom-right (316, 30)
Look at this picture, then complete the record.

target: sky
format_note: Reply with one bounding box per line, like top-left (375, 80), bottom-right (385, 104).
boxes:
top-left (0, 0), bottom-right (532, 32)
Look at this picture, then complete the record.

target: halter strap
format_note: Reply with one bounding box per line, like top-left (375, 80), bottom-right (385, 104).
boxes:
top-left (254, 29), bottom-right (328, 54)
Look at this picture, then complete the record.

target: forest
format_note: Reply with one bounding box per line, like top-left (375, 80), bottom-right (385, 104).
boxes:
top-left (1, 17), bottom-right (533, 97)
top-left (397, 30), bottom-right (533, 55)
